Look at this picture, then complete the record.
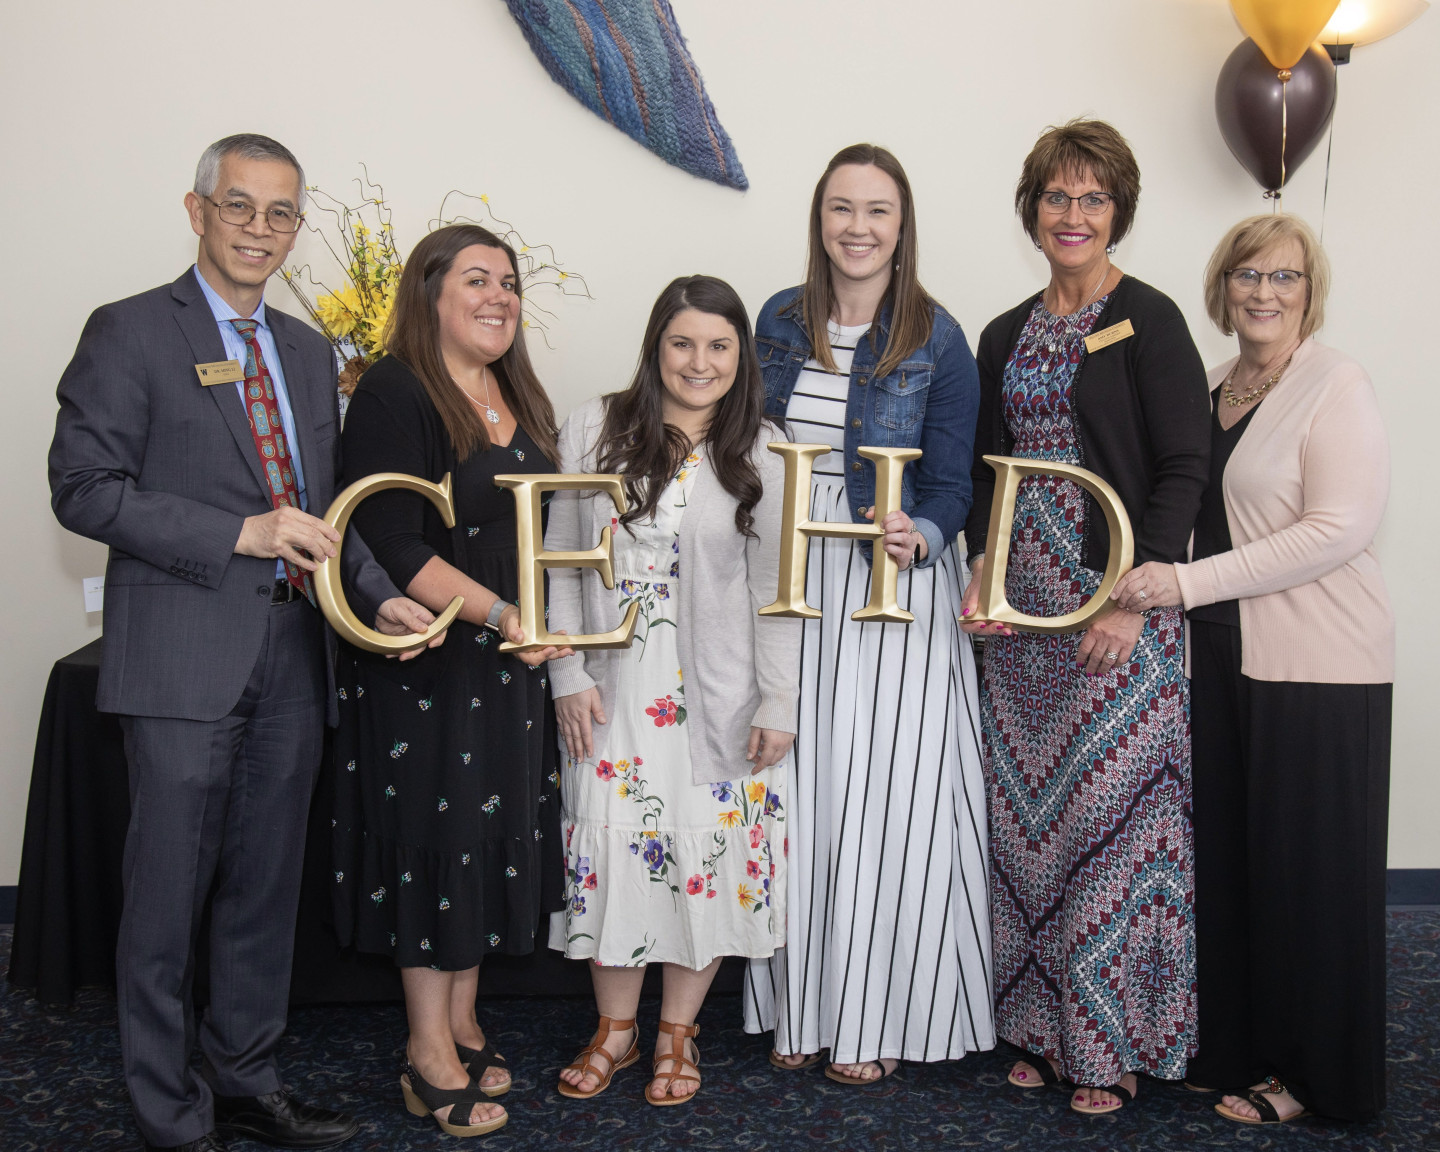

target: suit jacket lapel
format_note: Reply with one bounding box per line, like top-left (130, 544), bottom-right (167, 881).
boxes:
top-left (171, 271), bottom-right (271, 501)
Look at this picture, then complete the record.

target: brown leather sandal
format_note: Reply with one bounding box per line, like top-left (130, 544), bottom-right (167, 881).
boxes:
top-left (647, 1019), bottom-right (701, 1107)
top-left (556, 1016), bottom-right (639, 1100)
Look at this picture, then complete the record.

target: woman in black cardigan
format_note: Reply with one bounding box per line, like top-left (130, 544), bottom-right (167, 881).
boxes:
top-left (959, 119), bottom-right (1210, 1115)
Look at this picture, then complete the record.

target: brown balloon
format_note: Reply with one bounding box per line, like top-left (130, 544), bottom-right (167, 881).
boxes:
top-left (1215, 39), bottom-right (1336, 194)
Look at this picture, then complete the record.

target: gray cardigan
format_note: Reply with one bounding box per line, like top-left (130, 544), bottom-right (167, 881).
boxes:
top-left (545, 397), bottom-right (801, 784)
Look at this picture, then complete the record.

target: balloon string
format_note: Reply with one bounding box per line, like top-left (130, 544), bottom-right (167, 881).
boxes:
top-left (1278, 74), bottom-right (1289, 213)
top-left (1321, 61), bottom-right (1338, 242)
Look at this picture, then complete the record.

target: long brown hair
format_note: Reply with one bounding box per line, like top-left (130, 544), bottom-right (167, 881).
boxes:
top-left (597, 276), bottom-right (765, 538)
top-left (790, 143), bottom-right (934, 380)
top-left (382, 224), bottom-right (558, 462)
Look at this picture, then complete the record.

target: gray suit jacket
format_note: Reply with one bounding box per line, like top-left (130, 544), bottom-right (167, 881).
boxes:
top-left (545, 397), bottom-right (800, 785)
top-left (49, 268), bottom-right (398, 724)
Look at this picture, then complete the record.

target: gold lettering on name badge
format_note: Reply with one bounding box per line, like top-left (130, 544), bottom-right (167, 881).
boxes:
top-left (759, 443), bottom-right (919, 624)
top-left (316, 473), bottom-right (464, 654)
top-left (494, 474), bottom-right (640, 653)
top-left (970, 455), bottom-right (1134, 634)
top-left (1083, 318), bottom-right (1134, 355)
top-left (195, 359), bottom-right (245, 386)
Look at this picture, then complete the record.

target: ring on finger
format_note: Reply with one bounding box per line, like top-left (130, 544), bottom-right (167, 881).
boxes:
top-left (1105, 651), bottom-right (1119, 662)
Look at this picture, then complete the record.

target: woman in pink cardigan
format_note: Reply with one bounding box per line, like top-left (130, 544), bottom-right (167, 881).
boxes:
top-left (1111, 214), bottom-right (1393, 1125)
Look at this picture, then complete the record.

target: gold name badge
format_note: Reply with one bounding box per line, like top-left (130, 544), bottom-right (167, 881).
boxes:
top-left (195, 359), bottom-right (245, 386)
top-left (1083, 318), bottom-right (1134, 355)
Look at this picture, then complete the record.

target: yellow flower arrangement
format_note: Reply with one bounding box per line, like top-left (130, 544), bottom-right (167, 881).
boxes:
top-left (282, 171), bottom-right (590, 402)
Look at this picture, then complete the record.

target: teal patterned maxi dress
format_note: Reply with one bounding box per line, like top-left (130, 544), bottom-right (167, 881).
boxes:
top-left (982, 298), bottom-right (1196, 1086)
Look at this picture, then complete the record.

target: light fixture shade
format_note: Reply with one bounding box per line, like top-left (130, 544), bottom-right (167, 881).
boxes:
top-left (1320, 0), bottom-right (1429, 46)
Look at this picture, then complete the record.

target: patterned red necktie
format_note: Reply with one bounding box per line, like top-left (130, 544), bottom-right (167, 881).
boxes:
top-left (231, 319), bottom-right (314, 605)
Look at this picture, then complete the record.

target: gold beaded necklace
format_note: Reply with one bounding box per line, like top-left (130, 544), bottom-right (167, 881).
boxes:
top-left (1222, 353), bottom-right (1293, 407)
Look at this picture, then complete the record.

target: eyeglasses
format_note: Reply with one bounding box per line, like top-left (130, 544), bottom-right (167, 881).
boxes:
top-left (205, 196), bottom-right (304, 233)
top-left (1226, 268), bottom-right (1306, 293)
top-left (1036, 190), bottom-right (1115, 215)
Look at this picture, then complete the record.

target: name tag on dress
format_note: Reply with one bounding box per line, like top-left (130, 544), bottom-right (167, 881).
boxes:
top-left (194, 359), bottom-right (244, 386)
top-left (1084, 319), bottom-right (1134, 354)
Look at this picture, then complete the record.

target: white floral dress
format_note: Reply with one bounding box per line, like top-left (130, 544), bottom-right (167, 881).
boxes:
top-left (548, 452), bottom-right (788, 969)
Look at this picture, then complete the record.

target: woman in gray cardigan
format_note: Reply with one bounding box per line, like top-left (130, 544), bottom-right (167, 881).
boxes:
top-left (546, 276), bottom-right (801, 1107)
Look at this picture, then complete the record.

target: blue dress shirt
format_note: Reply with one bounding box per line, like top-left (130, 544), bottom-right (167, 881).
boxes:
top-left (193, 265), bottom-right (309, 578)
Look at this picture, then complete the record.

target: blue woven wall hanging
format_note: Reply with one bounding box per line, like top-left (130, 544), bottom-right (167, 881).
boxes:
top-left (504, 0), bottom-right (748, 191)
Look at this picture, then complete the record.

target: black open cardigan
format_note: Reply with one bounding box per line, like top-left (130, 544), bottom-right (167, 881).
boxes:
top-left (964, 275), bottom-right (1211, 571)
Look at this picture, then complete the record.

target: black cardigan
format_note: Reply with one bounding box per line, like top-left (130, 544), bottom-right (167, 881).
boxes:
top-left (964, 275), bottom-right (1211, 571)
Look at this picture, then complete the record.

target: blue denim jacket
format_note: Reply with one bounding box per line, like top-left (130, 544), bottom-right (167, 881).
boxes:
top-left (754, 286), bottom-right (980, 568)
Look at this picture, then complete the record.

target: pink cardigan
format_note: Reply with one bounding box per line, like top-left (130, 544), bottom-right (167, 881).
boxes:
top-left (1174, 338), bottom-right (1394, 684)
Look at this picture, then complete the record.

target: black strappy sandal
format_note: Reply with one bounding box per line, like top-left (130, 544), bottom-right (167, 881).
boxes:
top-left (456, 1041), bottom-right (511, 1098)
top-left (400, 1061), bottom-right (508, 1136)
top-left (1071, 1077), bottom-right (1136, 1115)
top-left (1215, 1077), bottom-right (1308, 1125)
top-left (1007, 1053), bottom-right (1071, 1090)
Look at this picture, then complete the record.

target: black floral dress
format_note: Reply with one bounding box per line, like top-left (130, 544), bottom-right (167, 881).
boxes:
top-left (331, 356), bottom-right (562, 970)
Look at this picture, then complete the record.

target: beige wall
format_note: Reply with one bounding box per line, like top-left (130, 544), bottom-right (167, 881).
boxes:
top-left (3, 0), bottom-right (1436, 883)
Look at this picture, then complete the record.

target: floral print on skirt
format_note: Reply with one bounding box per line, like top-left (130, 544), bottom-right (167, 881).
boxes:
top-left (548, 452), bottom-right (788, 969)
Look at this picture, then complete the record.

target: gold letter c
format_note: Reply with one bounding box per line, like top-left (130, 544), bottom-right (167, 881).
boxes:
top-left (314, 472), bottom-right (464, 654)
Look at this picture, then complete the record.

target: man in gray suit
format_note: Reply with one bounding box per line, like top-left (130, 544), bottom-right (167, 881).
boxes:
top-left (49, 134), bottom-right (437, 1152)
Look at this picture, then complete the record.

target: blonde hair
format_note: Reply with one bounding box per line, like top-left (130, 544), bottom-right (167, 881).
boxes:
top-left (1203, 214), bottom-right (1330, 340)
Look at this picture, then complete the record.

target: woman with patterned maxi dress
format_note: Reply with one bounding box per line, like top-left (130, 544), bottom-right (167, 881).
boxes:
top-left (743, 144), bottom-right (995, 1084)
top-left (547, 276), bottom-right (800, 1106)
top-left (332, 226), bottom-right (569, 1138)
top-left (961, 120), bottom-right (1210, 1115)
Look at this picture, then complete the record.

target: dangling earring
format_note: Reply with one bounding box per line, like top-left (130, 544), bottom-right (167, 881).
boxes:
top-left (1034, 242), bottom-right (1043, 252)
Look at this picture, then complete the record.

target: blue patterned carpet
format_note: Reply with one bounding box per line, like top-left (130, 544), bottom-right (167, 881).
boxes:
top-left (2, 914), bottom-right (1437, 1151)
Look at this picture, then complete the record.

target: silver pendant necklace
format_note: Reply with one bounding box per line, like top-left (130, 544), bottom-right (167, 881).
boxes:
top-left (1050, 264), bottom-right (1111, 338)
top-left (465, 366), bottom-right (501, 424)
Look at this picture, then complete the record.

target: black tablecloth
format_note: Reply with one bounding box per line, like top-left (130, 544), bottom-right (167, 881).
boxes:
top-left (9, 639), bottom-right (743, 1006)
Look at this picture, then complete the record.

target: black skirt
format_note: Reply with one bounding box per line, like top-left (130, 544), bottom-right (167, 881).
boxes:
top-left (1186, 620), bottom-right (1391, 1120)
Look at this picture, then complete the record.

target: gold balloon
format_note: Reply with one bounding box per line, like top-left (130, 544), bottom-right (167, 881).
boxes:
top-left (315, 472), bottom-right (465, 654)
top-left (970, 456), bottom-right (1134, 634)
top-left (1230, 0), bottom-right (1342, 67)
top-left (758, 443), bottom-right (920, 624)
top-left (493, 474), bottom-right (640, 653)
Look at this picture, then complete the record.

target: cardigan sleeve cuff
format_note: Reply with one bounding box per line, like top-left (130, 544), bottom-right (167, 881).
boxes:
top-left (547, 654), bottom-right (596, 699)
top-left (751, 696), bottom-right (798, 736)
top-left (1173, 560), bottom-right (1217, 611)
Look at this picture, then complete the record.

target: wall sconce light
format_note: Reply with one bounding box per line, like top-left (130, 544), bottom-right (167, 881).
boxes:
top-left (1321, 0), bottom-right (1430, 61)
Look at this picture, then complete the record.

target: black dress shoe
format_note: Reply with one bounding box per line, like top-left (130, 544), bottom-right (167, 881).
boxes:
top-left (213, 1089), bottom-right (359, 1148)
top-left (143, 1133), bottom-right (230, 1152)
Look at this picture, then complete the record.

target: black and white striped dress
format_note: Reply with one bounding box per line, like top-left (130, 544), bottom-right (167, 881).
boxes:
top-left (743, 322), bottom-right (996, 1064)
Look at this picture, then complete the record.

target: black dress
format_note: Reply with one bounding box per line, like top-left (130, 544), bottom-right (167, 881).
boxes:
top-left (331, 355), bottom-right (562, 971)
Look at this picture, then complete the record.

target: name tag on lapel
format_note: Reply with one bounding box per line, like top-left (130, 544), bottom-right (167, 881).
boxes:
top-left (1084, 319), bottom-right (1134, 354)
top-left (194, 359), bottom-right (244, 386)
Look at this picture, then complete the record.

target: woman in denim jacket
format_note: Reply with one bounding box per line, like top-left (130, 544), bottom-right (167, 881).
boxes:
top-left (742, 143), bottom-right (995, 1085)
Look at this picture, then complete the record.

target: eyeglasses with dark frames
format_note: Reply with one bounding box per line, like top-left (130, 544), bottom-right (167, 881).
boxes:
top-left (205, 196), bottom-right (304, 234)
top-left (1226, 268), bottom-right (1306, 293)
top-left (1036, 190), bottom-right (1115, 215)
